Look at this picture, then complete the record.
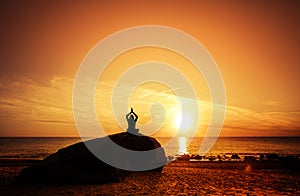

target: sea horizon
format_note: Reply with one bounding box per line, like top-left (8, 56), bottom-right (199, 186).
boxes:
top-left (1, 136), bottom-right (299, 160)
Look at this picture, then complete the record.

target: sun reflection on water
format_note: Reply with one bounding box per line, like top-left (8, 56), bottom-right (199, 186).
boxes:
top-left (178, 137), bottom-right (188, 154)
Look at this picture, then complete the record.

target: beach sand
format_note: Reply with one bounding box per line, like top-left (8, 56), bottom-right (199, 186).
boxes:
top-left (1, 161), bottom-right (299, 195)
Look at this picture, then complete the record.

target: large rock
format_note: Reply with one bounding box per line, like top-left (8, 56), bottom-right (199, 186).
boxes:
top-left (15, 132), bottom-right (167, 184)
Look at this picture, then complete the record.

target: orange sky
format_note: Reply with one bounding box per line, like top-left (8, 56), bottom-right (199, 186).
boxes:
top-left (0, 0), bottom-right (299, 137)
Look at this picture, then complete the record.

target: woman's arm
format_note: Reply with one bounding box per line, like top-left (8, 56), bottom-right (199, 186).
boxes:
top-left (132, 111), bottom-right (138, 121)
top-left (126, 113), bottom-right (131, 119)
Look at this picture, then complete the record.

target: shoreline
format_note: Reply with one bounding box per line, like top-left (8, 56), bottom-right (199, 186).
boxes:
top-left (1, 157), bottom-right (299, 169)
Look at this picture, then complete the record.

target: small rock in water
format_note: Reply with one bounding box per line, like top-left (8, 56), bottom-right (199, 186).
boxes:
top-left (231, 154), bottom-right (240, 159)
top-left (244, 156), bottom-right (257, 162)
top-left (208, 156), bottom-right (216, 161)
top-left (259, 154), bottom-right (265, 161)
top-left (177, 154), bottom-right (190, 161)
top-left (266, 153), bottom-right (279, 161)
top-left (190, 155), bottom-right (202, 160)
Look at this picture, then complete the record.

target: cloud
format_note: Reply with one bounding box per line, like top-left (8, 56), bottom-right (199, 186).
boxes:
top-left (0, 75), bottom-right (299, 136)
top-left (263, 101), bottom-right (281, 107)
top-left (224, 105), bottom-right (300, 132)
top-left (0, 76), bottom-right (74, 126)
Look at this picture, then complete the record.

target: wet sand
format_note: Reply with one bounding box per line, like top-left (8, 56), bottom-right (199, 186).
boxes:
top-left (1, 161), bottom-right (299, 195)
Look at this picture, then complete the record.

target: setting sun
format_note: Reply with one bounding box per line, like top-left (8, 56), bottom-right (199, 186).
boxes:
top-left (174, 112), bottom-right (195, 135)
top-left (175, 114), bottom-right (182, 129)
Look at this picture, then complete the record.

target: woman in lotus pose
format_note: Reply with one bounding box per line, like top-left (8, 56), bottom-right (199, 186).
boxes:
top-left (126, 108), bottom-right (139, 134)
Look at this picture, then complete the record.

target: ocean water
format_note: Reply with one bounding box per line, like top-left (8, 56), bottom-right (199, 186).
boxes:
top-left (157, 137), bottom-right (300, 159)
top-left (0, 137), bottom-right (299, 160)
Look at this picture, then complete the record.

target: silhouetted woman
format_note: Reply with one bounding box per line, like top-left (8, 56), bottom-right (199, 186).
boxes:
top-left (126, 108), bottom-right (139, 134)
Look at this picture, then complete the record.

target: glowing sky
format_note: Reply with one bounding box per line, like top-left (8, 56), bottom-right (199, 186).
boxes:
top-left (0, 0), bottom-right (299, 137)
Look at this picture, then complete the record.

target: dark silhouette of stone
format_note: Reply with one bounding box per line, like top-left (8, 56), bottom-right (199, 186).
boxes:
top-left (15, 132), bottom-right (167, 184)
top-left (244, 156), bottom-right (257, 162)
top-left (279, 155), bottom-right (299, 162)
top-left (177, 154), bottom-right (190, 161)
top-left (266, 153), bottom-right (279, 161)
top-left (231, 154), bottom-right (240, 159)
top-left (208, 156), bottom-right (216, 161)
top-left (259, 154), bottom-right (265, 161)
top-left (191, 154), bottom-right (202, 160)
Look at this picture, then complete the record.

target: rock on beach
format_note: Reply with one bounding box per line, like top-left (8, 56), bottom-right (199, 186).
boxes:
top-left (15, 132), bottom-right (167, 184)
